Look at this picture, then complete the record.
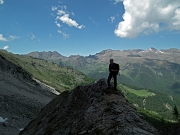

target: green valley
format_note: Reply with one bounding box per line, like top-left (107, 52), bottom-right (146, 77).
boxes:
top-left (118, 83), bottom-right (180, 124)
top-left (1, 49), bottom-right (180, 134)
top-left (0, 50), bottom-right (94, 93)
top-left (118, 84), bottom-right (155, 97)
top-left (27, 49), bottom-right (180, 97)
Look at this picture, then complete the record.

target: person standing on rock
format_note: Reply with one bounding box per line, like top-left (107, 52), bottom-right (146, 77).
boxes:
top-left (107, 59), bottom-right (120, 90)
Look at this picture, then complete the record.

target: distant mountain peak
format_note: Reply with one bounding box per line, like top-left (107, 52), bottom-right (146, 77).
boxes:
top-left (148, 47), bottom-right (158, 52)
top-left (96, 49), bottom-right (112, 55)
top-left (27, 51), bottom-right (65, 60)
top-left (138, 47), bottom-right (159, 54)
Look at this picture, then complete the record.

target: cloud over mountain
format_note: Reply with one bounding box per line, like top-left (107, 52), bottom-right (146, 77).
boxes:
top-left (114, 0), bottom-right (180, 38)
top-left (3, 46), bottom-right (9, 50)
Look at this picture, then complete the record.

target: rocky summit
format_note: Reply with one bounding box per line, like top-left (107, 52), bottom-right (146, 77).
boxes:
top-left (19, 78), bottom-right (159, 135)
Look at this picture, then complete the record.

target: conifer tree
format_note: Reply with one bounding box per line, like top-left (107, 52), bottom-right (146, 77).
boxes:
top-left (173, 105), bottom-right (179, 121)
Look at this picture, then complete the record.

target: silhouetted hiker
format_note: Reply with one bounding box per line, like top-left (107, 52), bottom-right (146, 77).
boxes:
top-left (107, 59), bottom-right (119, 90)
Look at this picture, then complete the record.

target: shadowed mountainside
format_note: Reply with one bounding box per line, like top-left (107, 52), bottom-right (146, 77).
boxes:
top-left (0, 53), bottom-right (56, 135)
top-left (19, 79), bottom-right (160, 135)
top-left (0, 50), bottom-right (94, 93)
top-left (1, 51), bottom-right (179, 135)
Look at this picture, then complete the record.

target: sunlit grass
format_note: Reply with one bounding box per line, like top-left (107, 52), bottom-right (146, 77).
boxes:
top-left (120, 85), bottom-right (155, 97)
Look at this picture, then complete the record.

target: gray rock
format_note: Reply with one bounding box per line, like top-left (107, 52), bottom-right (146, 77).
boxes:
top-left (19, 78), bottom-right (160, 135)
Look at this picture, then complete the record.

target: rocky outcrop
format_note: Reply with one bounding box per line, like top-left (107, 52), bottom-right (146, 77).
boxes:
top-left (20, 78), bottom-right (159, 135)
top-left (0, 54), bottom-right (36, 85)
top-left (0, 53), bottom-right (56, 135)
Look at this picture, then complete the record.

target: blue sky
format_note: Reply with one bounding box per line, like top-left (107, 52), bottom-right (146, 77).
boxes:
top-left (0, 0), bottom-right (180, 56)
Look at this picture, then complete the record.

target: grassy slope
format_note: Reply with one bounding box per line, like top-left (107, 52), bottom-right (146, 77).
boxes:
top-left (28, 51), bottom-right (180, 96)
top-left (120, 85), bottom-right (155, 97)
top-left (87, 60), bottom-right (180, 96)
top-left (118, 83), bottom-right (180, 123)
top-left (0, 50), bottom-right (94, 92)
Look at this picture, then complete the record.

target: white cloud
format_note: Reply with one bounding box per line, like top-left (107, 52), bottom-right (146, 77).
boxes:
top-left (172, 8), bottom-right (180, 26)
top-left (9, 35), bottom-right (19, 40)
top-left (114, 0), bottom-right (123, 4)
top-left (3, 46), bottom-right (9, 50)
top-left (114, 0), bottom-right (180, 38)
top-left (0, 34), bottom-right (8, 41)
top-left (52, 6), bottom-right (58, 11)
top-left (55, 21), bottom-right (61, 27)
top-left (109, 16), bottom-right (115, 23)
top-left (52, 6), bottom-right (85, 29)
top-left (0, 0), bottom-right (4, 4)
top-left (28, 33), bottom-right (36, 40)
top-left (57, 10), bottom-right (66, 16)
top-left (57, 30), bottom-right (69, 38)
top-left (56, 23), bottom-right (61, 28)
top-left (59, 14), bottom-right (85, 29)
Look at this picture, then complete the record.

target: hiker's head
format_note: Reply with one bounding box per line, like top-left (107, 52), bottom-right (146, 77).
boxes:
top-left (110, 59), bottom-right (113, 64)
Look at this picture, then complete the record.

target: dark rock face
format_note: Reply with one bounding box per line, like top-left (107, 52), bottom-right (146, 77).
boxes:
top-left (0, 53), bottom-right (56, 135)
top-left (20, 79), bottom-right (159, 135)
top-left (0, 54), bottom-right (35, 84)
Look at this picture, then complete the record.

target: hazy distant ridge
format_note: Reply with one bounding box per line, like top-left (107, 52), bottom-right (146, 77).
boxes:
top-left (27, 47), bottom-right (180, 96)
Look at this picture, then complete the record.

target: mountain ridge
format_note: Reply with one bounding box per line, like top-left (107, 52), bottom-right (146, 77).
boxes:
top-left (1, 49), bottom-right (180, 134)
top-left (19, 79), bottom-right (160, 135)
top-left (0, 50), bottom-right (94, 93)
top-left (27, 48), bottom-right (180, 96)
top-left (0, 51), bottom-right (56, 135)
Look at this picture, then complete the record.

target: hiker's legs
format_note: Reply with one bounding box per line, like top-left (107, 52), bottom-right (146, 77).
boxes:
top-left (113, 74), bottom-right (117, 89)
top-left (107, 73), bottom-right (112, 87)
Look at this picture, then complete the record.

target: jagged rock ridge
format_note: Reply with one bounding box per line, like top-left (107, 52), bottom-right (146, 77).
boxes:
top-left (20, 79), bottom-right (159, 135)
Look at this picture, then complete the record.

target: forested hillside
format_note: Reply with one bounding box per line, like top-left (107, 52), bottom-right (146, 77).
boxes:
top-left (118, 84), bottom-right (180, 123)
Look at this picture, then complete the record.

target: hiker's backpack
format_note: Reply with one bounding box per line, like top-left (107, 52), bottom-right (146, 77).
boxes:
top-left (114, 63), bottom-right (120, 75)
